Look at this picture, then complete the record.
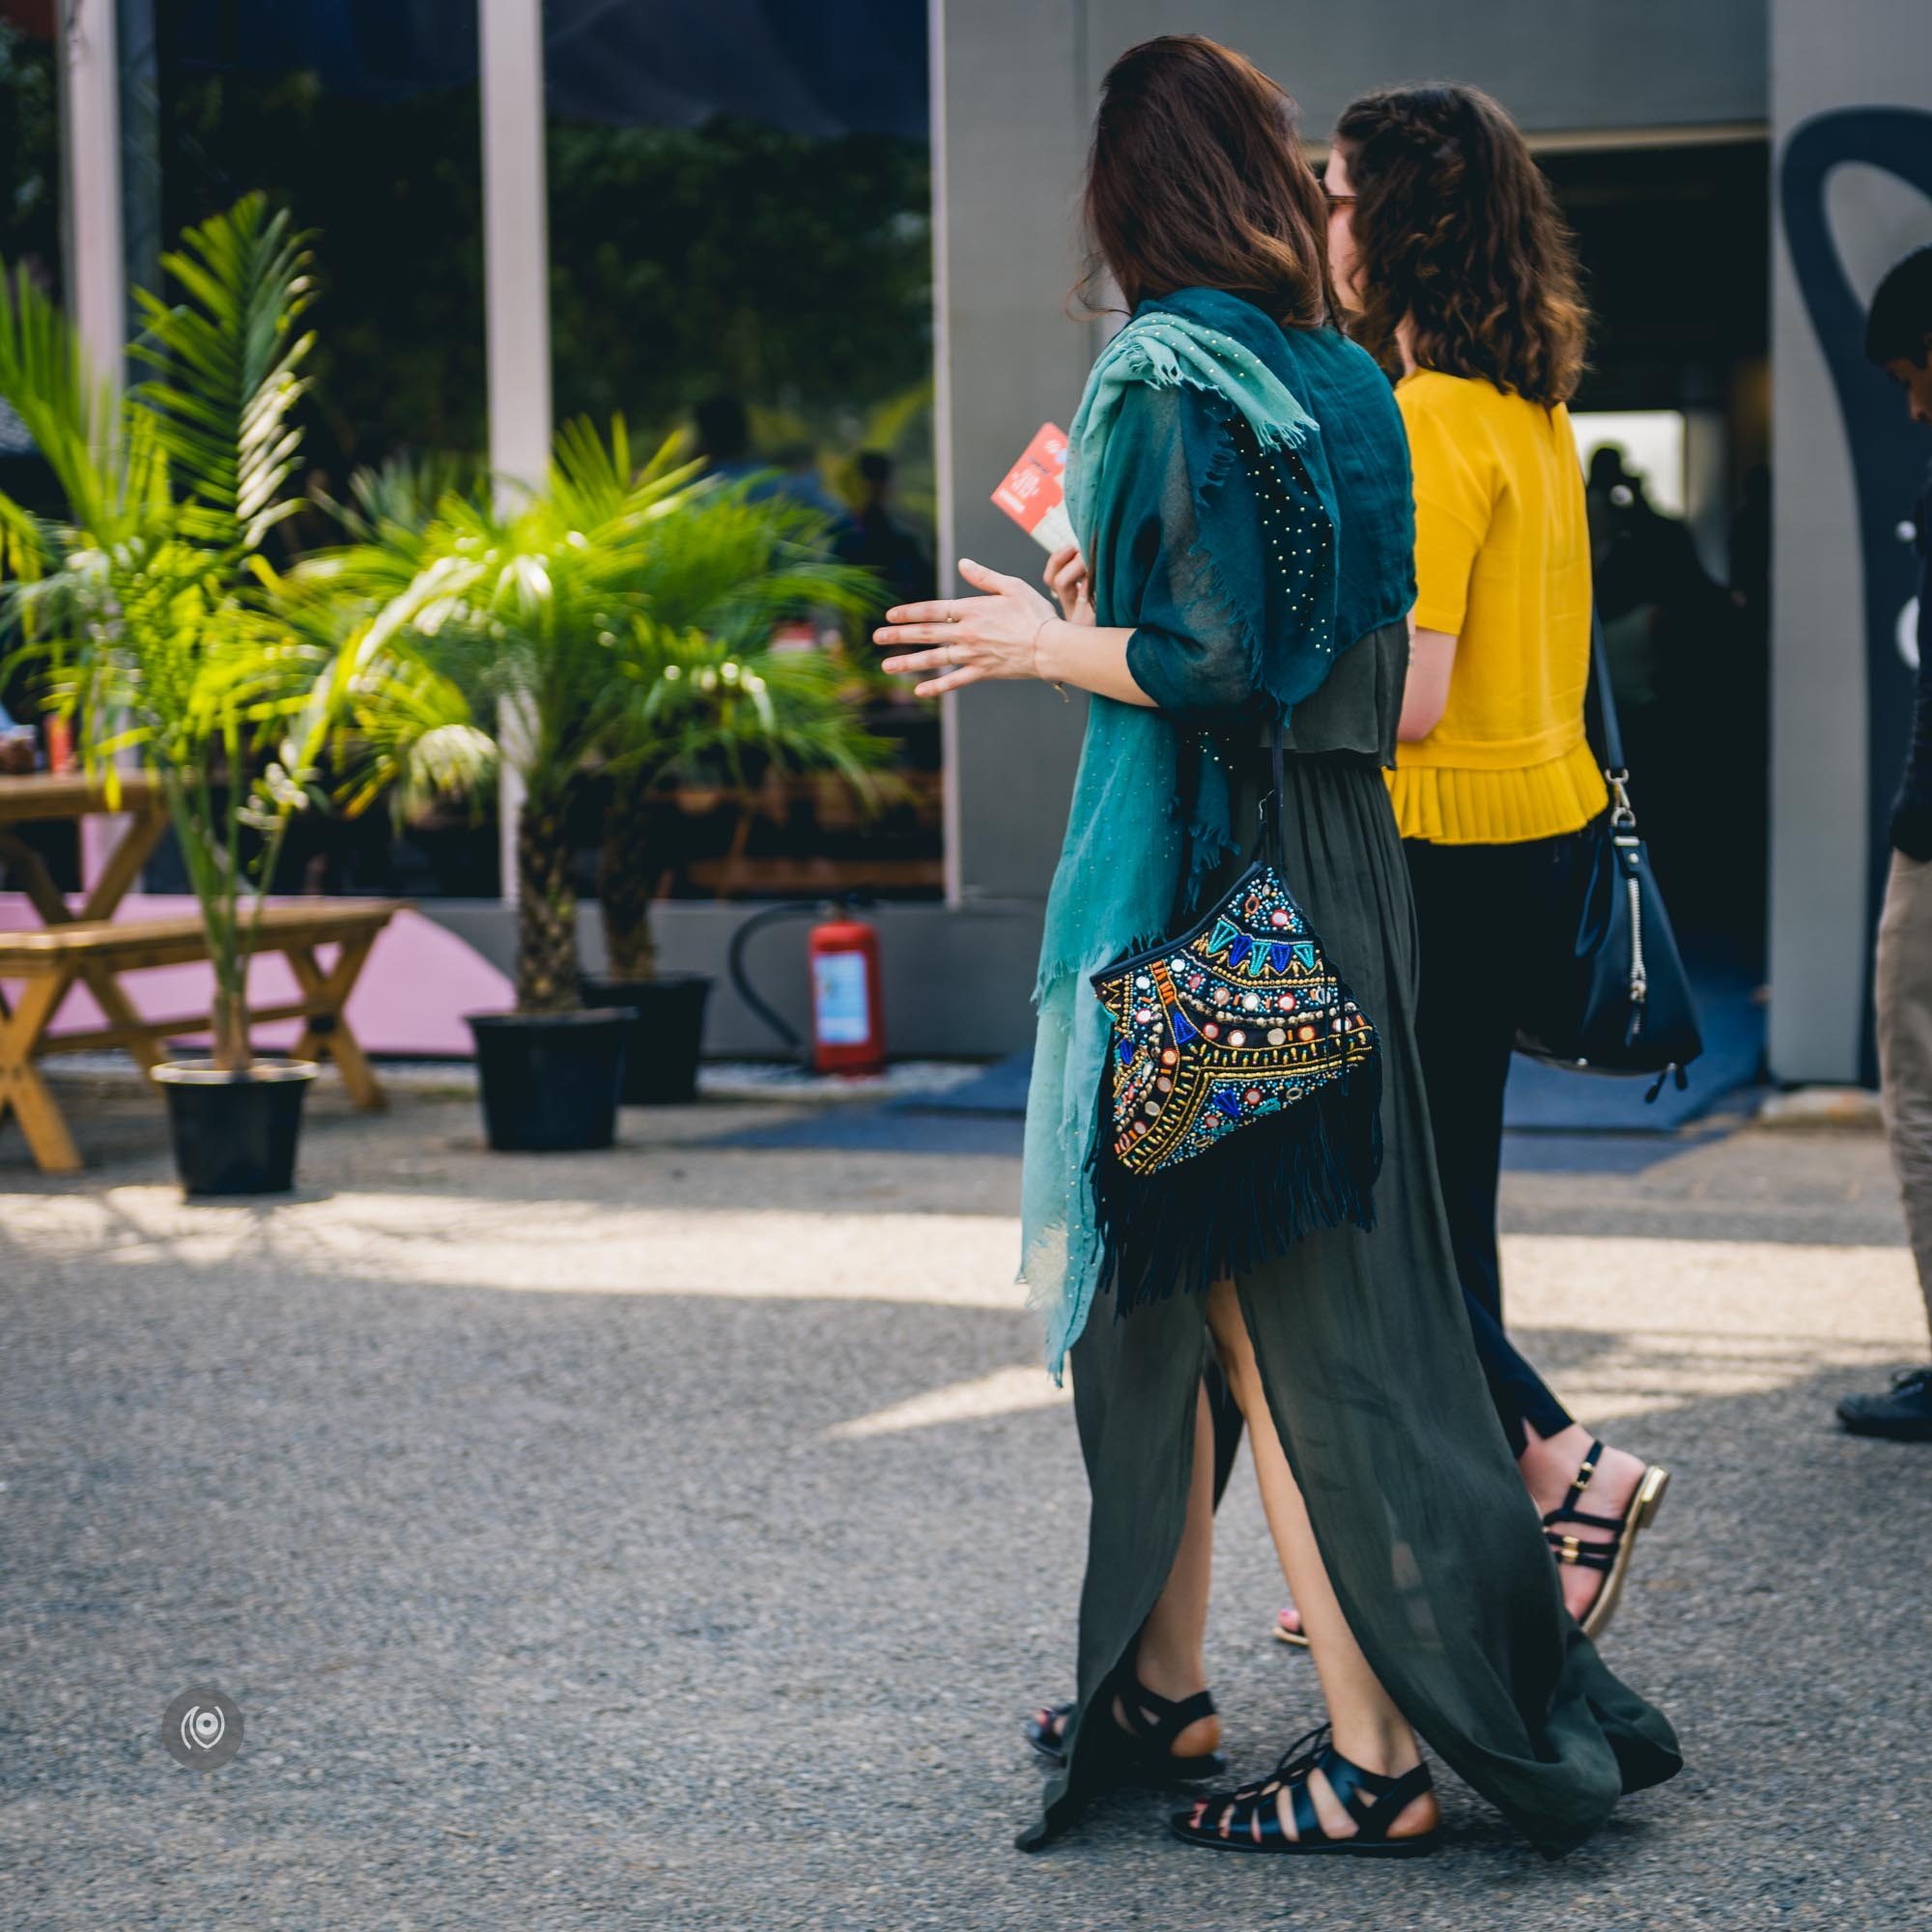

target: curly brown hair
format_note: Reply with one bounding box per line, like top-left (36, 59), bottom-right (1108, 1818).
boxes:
top-left (1333, 82), bottom-right (1587, 407)
top-left (1080, 36), bottom-right (1335, 331)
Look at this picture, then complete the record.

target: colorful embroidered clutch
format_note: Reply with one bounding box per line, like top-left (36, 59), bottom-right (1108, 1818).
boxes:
top-left (1089, 853), bottom-right (1382, 1308)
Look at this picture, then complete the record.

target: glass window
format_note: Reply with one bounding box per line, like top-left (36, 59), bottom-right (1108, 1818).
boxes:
top-left (0, 2), bottom-right (60, 300)
top-left (0, 0), bottom-right (64, 528)
top-left (0, 0), bottom-right (75, 888)
top-left (128, 0), bottom-right (497, 897)
top-left (544, 0), bottom-right (941, 901)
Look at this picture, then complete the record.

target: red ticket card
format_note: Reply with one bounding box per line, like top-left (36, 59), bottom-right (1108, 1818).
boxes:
top-left (991, 422), bottom-right (1074, 552)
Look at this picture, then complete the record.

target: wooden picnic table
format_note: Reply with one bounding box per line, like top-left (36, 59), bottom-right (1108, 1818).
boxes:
top-left (0, 770), bottom-right (171, 926)
top-left (0, 773), bottom-right (399, 1173)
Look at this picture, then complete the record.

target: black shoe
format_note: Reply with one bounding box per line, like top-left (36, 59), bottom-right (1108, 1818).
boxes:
top-left (1022, 1672), bottom-right (1226, 1786)
top-left (1540, 1439), bottom-right (1672, 1641)
top-left (1837, 1368), bottom-right (1932, 1440)
top-left (1170, 1723), bottom-right (1437, 1859)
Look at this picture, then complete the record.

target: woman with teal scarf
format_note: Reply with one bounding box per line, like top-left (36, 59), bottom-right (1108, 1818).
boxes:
top-left (877, 36), bottom-right (1678, 1861)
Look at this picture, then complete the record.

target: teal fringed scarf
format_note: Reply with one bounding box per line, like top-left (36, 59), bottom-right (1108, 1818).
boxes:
top-left (1018, 289), bottom-right (1413, 1378)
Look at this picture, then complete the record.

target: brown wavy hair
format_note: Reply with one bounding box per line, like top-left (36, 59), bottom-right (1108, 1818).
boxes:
top-left (1080, 36), bottom-right (1335, 330)
top-left (1333, 82), bottom-right (1587, 406)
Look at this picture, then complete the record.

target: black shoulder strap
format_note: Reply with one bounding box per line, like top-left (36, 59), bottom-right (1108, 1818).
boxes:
top-left (1584, 603), bottom-right (1627, 780)
top-left (1577, 455), bottom-right (1627, 783)
top-left (1582, 603), bottom-right (1642, 830)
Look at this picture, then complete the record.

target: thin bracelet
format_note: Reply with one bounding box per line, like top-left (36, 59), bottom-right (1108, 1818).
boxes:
top-left (1031, 615), bottom-right (1069, 701)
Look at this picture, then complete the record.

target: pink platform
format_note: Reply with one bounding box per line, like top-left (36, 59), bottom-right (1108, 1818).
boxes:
top-left (0, 893), bottom-right (513, 1057)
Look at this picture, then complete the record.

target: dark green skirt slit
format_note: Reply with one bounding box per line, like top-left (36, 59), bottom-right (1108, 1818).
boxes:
top-left (1022, 684), bottom-right (1681, 1854)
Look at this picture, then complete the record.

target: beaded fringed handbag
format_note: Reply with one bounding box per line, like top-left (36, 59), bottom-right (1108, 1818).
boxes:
top-left (1090, 730), bottom-right (1382, 1311)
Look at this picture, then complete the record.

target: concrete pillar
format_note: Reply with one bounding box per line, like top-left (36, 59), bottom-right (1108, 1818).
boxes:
top-left (58, 0), bottom-right (127, 890)
top-left (478, 0), bottom-right (554, 907)
top-left (931, 0), bottom-right (1096, 907)
top-left (59, 0), bottom-right (124, 381)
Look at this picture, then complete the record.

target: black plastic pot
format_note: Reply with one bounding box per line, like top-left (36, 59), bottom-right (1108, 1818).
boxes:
top-left (153, 1059), bottom-right (318, 1197)
top-left (581, 974), bottom-right (713, 1105)
top-left (467, 1008), bottom-right (634, 1151)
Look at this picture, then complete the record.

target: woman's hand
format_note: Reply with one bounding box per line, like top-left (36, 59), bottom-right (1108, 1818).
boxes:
top-left (874, 557), bottom-right (1061, 697)
top-left (1043, 544), bottom-right (1095, 627)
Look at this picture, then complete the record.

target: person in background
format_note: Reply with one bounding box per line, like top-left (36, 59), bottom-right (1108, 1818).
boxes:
top-left (1320, 82), bottom-right (1671, 1630)
top-left (1586, 444), bottom-right (1641, 570)
top-left (692, 392), bottom-right (757, 480)
top-left (769, 439), bottom-right (855, 531)
top-left (1839, 242), bottom-right (1932, 1442)
top-left (835, 450), bottom-right (934, 611)
top-left (691, 394), bottom-right (852, 534)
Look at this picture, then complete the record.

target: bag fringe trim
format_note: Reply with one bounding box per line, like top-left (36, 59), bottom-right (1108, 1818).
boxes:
top-left (1089, 1049), bottom-right (1383, 1315)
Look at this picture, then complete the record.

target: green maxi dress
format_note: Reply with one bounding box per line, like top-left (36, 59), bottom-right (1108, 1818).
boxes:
top-left (1020, 291), bottom-right (1680, 1854)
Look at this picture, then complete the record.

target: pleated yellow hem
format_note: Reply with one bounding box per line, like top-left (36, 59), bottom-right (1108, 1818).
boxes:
top-left (1385, 736), bottom-right (1608, 845)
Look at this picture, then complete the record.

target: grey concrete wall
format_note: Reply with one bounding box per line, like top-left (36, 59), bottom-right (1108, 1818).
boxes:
top-left (423, 899), bottom-right (1045, 1059)
top-left (933, 0), bottom-right (1770, 922)
top-left (1767, 0), bottom-right (1932, 1082)
top-left (1084, 1), bottom-right (1767, 138)
top-left (936, 0), bottom-right (1098, 905)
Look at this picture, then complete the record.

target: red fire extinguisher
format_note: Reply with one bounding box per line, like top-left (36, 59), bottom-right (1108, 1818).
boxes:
top-left (808, 907), bottom-right (886, 1076)
top-left (728, 897), bottom-right (890, 1078)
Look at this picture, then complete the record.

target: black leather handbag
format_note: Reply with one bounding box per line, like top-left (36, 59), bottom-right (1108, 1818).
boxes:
top-left (1513, 611), bottom-right (1703, 1097)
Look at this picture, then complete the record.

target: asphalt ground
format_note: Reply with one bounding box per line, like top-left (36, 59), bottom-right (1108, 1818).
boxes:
top-left (3, 1075), bottom-right (1928, 1930)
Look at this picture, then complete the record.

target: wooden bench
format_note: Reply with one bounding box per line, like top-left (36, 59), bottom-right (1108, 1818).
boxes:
top-left (0, 899), bottom-right (402, 1175)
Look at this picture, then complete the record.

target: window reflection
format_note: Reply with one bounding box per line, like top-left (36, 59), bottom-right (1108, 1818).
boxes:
top-left (545, 0), bottom-right (942, 901)
top-left (0, 1), bottom-right (79, 888)
top-left (130, 1), bottom-right (496, 897)
top-left (23, 2), bottom-right (942, 906)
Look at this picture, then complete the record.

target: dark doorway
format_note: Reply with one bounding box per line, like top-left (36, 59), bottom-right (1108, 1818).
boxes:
top-left (1547, 138), bottom-right (1773, 980)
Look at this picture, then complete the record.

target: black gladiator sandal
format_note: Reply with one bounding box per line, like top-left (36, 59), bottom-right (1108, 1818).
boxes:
top-left (1170, 1724), bottom-right (1437, 1859)
top-left (1023, 1702), bottom-right (1077, 1768)
top-left (1023, 1669), bottom-right (1226, 1786)
top-left (1541, 1438), bottom-right (1671, 1642)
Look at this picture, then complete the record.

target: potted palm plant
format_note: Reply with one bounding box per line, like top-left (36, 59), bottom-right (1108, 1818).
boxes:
top-left (327, 422), bottom-right (883, 1147)
top-left (0, 196), bottom-right (394, 1195)
top-left (582, 486), bottom-right (891, 1102)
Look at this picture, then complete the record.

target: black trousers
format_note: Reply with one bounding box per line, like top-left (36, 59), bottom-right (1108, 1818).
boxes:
top-left (1403, 831), bottom-right (1586, 1456)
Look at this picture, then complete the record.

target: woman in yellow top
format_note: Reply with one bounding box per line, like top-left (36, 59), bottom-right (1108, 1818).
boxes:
top-left (1315, 83), bottom-right (1670, 1636)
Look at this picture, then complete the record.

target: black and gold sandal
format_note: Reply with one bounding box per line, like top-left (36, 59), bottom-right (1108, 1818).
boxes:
top-left (1171, 1724), bottom-right (1437, 1858)
top-left (1543, 1439), bottom-right (1671, 1641)
top-left (1023, 1670), bottom-right (1226, 1786)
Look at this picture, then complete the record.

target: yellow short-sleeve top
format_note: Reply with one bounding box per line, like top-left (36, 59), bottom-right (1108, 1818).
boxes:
top-left (1385, 369), bottom-right (1607, 844)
